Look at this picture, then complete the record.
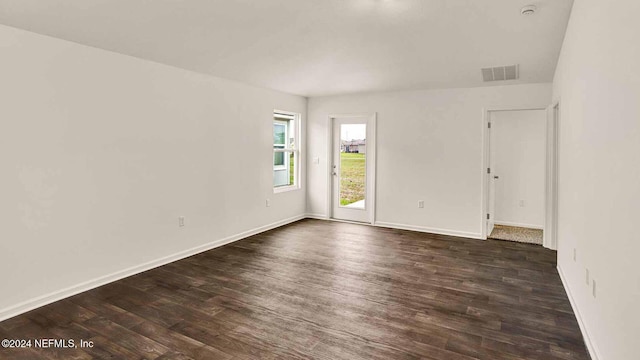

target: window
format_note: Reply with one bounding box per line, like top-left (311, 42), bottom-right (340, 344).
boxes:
top-left (273, 111), bottom-right (300, 191)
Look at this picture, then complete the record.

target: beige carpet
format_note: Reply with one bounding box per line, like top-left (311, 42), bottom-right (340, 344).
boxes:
top-left (489, 224), bottom-right (543, 245)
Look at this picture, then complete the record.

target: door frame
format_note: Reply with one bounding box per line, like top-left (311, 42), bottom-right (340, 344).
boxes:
top-left (544, 102), bottom-right (560, 250)
top-left (326, 113), bottom-right (377, 224)
top-left (481, 107), bottom-right (557, 249)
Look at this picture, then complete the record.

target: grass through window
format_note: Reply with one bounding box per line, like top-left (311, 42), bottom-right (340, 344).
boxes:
top-left (340, 153), bottom-right (365, 206)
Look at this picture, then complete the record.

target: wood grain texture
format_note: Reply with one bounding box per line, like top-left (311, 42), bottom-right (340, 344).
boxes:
top-left (0, 219), bottom-right (589, 359)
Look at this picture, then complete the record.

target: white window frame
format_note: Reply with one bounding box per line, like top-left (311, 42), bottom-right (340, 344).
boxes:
top-left (273, 110), bottom-right (301, 193)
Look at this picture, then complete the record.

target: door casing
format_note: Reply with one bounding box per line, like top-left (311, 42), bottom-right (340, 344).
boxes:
top-left (544, 103), bottom-right (560, 250)
top-left (326, 113), bottom-right (377, 224)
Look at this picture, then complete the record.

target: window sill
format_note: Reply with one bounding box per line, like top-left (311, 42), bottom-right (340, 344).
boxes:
top-left (273, 185), bottom-right (301, 194)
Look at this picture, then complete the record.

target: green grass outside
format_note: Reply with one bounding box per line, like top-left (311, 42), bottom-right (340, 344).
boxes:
top-left (339, 152), bottom-right (365, 206)
top-left (290, 153), bottom-right (295, 185)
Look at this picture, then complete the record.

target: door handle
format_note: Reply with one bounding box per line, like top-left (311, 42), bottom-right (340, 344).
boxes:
top-left (493, 176), bottom-right (499, 179)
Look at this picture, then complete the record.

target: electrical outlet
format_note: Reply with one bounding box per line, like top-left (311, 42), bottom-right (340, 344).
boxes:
top-left (585, 268), bottom-right (589, 285)
top-left (573, 248), bottom-right (577, 262)
top-left (178, 216), bottom-right (185, 227)
top-left (519, 200), bottom-right (525, 207)
top-left (266, 199), bottom-right (271, 207)
top-left (418, 200), bottom-right (424, 208)
top-left (592, 280), bottom-right (597, 298)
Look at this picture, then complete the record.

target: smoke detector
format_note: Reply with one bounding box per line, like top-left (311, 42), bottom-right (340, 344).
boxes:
top-left (521, 5), bottom-right (537, 15)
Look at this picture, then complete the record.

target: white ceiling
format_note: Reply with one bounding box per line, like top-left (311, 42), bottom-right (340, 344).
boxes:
top-left (0, 0), bottom-right (573, 97)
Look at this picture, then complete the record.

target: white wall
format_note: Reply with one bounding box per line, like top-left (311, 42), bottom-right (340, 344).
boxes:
top-left (491, 110), bottom-right (546, 229)
top-left (0, 25), bottom-right (306, 319)
top-left (307, 84), bottom-right (551, 238)
top-left (552, 0), bottom-right (640, 359)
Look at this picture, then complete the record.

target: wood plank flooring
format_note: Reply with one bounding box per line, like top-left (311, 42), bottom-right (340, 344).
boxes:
top-left (0, 219), bottom-right (589, 359)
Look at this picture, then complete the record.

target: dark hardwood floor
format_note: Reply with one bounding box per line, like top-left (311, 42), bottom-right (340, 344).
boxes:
top-left (0, 219), bottom-right (589, 360)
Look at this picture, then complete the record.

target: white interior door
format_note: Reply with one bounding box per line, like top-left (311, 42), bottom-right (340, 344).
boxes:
top-left (487, 116), bottom-right (496, 235)
top-left (331, 117), bottom-right (372, 223)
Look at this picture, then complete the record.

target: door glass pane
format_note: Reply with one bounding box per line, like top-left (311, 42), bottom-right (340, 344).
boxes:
top-left (339, 124), bottom-right (366, 208)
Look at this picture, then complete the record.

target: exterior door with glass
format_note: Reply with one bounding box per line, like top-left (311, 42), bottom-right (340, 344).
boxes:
top-left (331, 117), bottom-right (372, 223)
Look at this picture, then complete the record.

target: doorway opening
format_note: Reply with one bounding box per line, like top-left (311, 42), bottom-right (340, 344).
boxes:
top-left (483, 108), bottom-right (555, 246)
top-left (328, 114), bottom-right (376, 224)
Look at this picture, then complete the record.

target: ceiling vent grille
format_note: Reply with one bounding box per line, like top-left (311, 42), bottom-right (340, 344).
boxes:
top-left (481, 65), bottom-right (519, 82)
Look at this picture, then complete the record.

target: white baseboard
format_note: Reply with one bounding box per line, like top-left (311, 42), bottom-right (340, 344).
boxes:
top-left (0, 214), bottom-right (305, 322)
top-left (374, 221), bottom-right (483, 240)
top-left (305, 213), bottom-right (329, 220)
top-left (557, 265), bottom-right (601, 360)
top-left (0, 215), bottom-right (485, 322)
top-left (305, 215), bottom-right (483, 240)
top-left (494, 221), bottom-right (544, 230)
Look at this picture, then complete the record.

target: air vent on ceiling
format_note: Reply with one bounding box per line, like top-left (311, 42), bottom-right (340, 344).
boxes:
top-left (481, 65), bottom-right (519, 82)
